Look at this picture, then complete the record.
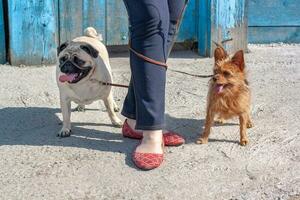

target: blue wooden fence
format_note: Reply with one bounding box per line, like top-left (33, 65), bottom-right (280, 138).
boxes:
top-left (248, 0), bottom-right (300, 43)
top-left (8, 0), bottom-right (59, 65)
top-left (0, 0), bottom-right (5, 64)
top-left (59, 0), bottom-right (198, 46)
top-left (1, 0), bottom-right (300, 65)
top-left (2, 0), bottom-right (248, 65)
top-left (209, 0), bottom-right (248, 55)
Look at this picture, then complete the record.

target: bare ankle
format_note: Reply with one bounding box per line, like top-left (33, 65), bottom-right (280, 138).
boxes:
top-left (143, 130), bottom-right (163, 142)
top-left (136, 130), bottom-right (163, 154)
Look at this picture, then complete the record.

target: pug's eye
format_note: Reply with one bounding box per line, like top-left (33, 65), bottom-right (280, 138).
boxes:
top-left (59, 56), bottom-right (68, 64)
top-left (73, 56), bottom-right (86, 66)
top-left (223, 71), bottom-right (231, 77)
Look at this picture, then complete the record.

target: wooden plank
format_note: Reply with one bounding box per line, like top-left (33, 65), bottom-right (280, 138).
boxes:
top-left (198, 0), bottom-right (211, 56)
top-left (177, 0), bottom-right (197, 42)
top-left (59, 0), bottom-right (106, 44)
top-left (8, 0), bottom-right (58, 65)
top-left (105, 0), bottom-right (197, 45)
top-left (106, 0), bottom-right (128, 45)
top-left (59, 0), bottom-right (83, 43)
top-left (210, 0), bottom-right (248, 56)
top-left (248, 26), bottom-right (300, 43)
top-left (0, 0), bottom-right (6, 63)
top-left (249, 0), bottom-right (300, 27)
top-left (83, 0), bottom-right (106, 41)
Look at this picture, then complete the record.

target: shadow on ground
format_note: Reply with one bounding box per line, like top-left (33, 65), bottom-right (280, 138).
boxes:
top-left (0, 107), bottom-right (239, 168)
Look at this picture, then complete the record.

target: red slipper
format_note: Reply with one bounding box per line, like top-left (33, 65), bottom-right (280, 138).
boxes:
top-left (132, 143), bottom-right (164, 170)
top-left (122, 119), bottom-right (185, 146)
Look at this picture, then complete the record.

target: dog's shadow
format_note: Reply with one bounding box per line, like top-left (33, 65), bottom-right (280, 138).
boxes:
top-left (165, 114), bottom-right (239, 145)
top-left (0, 107), bottom-right (238, 169)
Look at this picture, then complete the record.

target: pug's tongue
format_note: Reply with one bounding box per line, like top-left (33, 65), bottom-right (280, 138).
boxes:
top-left (215, 84), bottom-right (224, 93)
top-left (59, 73), bottom-right (77, 83)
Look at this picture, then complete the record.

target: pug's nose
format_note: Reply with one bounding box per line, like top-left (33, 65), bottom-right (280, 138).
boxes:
top-left (61, 62), bottom-right (73, 74)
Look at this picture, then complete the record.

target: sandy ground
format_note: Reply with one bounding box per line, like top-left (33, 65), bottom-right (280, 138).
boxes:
top-left (0, 44), bottom-right (299, 200)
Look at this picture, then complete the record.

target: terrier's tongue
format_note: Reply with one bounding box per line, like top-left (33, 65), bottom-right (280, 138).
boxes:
top-left (59, 74), bottom-right (77, 83)
top-left (216, 85), bottom-right (224, 93)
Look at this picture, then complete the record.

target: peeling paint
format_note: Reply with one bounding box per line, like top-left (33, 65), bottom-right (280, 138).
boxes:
top-left (216, 0), bottom-right (245, 29)
top-left (8, 0), bottom-right (58, 65)
top-left (210, 0), bottom-right (247, 56)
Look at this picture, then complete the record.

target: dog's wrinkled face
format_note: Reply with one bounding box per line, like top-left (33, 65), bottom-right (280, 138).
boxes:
top-left (57, 41), bottom-right (99, 84)
top-left (212, 47), bottom-right (246, 94)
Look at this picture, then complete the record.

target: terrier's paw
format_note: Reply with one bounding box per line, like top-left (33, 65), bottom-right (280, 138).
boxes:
top-left (247, 121), bottom-right (254, 128)
top-left (114, 105), bottom-right (120, 112)
top-left (240, 138), bottom-right (249, 146)
top-left (215, 118), bottom-right (225, 124)
top-left (112, 118), bottom-right (123, 128)
top-left (57, 128), bottom-right (72, 137)
top-left (196, 137), bottom-right (208, 144)
top-left (75, 105), bottom-right (85, 112)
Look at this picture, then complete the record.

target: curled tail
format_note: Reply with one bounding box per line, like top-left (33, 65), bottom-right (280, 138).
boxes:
top-left (84, 27), bottom-right (103, 41)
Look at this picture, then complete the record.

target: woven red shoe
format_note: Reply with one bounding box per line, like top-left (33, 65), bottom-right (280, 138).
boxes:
top-left (122, 119), bottom-right (185, 146)
top-left (132, 145), bottom-right (164, 170)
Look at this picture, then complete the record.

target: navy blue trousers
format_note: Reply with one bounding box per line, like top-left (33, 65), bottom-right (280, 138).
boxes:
top-left (121, 0), bottom-right (188, 130)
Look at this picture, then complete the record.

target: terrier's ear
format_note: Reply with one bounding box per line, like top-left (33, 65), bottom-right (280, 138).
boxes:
top-left (214, 47), bottom-right (228, 63)
top-left (57, 41), bottom-right (69, 56)
top-left (231, 50), bottom-right (245, 71)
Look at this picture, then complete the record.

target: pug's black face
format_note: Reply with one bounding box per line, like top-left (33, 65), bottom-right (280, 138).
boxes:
top-left (57, 42), bottom-right (99, 84)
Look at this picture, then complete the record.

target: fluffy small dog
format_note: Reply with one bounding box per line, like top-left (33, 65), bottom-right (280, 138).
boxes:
top-left (196, 46), bottom-right (253, 146)
top-left (56, 27), bottom-right (122, 137)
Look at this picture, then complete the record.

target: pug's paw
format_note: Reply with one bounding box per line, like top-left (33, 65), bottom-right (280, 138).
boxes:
top-left (75, 105), bottom-right (85, 112)
top-left (114, 105), bottom-right (120, 112)
top-left (57, 128), bottom-right (72, 137)
top-left (112, 101), bottom-right (120, 112)
top-left (112, 118), bottom-right (123, 128)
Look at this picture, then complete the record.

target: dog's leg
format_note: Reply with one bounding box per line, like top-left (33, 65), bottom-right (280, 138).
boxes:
top-left (215, 116), bottom-right (225, 124)
top-left (239, 112), bottom-right (249, 146)
top-left (58, 95), bottom-right (72, 137)
top-left (196, 109), bottom-right (215, 144)
top-left (246, 113), bottom-right (254, 128)
top-left (75, 104), bottom-right (85, 112)
top-left (108, 91), bottom-right (120, 112)
top-left (113, 100), bottom-right (120, 112)
top-left (103, 93), bottom-right (122, 127)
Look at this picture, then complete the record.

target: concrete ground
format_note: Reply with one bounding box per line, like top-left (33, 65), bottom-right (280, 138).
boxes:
top-left (0, 44), bottom-right (299, 200)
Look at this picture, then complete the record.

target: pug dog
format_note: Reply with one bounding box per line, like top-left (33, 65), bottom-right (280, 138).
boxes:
top-left (56, 27), bottom-right (122, 137)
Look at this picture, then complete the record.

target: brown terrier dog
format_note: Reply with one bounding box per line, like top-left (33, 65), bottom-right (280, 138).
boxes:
top-left (196, 46), bottom-right (253, 146)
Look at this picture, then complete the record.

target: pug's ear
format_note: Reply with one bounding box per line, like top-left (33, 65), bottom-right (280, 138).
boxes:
top-left (80, 44), bottom-right (99, 58)
top-left (57, 41), bottom-right (69, 56)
